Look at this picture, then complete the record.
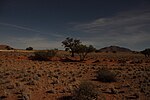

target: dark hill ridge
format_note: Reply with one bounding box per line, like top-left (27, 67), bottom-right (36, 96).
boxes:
top-left (0, 45), bottom-right (14, 50)
top-left (97, 46), bottom-right (132, 52)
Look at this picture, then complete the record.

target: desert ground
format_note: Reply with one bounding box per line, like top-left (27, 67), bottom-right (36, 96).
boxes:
top-left (0, 50), bottom-right (150, 100)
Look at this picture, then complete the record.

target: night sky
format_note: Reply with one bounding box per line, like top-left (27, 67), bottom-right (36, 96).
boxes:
top-left (0, 0), bottom-right (150, 50)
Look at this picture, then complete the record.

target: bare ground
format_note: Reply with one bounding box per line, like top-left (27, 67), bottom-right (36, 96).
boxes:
top-left (0, 51), bottom-right (150, 100)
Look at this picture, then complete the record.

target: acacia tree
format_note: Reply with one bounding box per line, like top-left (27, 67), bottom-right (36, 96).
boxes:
top-left (62, 37), bottom-right (81, 57)
top-left (75, 44), bottom-right (95, 61)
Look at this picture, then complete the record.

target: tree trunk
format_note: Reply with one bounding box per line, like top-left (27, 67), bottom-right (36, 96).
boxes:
top-left (71, 51), bottom-right (74, 57)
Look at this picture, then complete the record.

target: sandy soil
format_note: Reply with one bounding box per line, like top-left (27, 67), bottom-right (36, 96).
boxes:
top-left (0, 51), bottom-right (150, 100)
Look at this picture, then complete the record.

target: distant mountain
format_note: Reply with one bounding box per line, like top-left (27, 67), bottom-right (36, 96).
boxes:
top-left (0, 45), bottom-right (14, 50)
top-left (97, 46), bottom-right (132, 53)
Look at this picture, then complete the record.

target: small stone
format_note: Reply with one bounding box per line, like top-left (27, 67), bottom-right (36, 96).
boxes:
top-left (118, 90), bottom-right (125, 93)
top-left (103, 88), bottom-right (118, 94)
top-left (110, 88), bottom-right (118, 94)
top-left (7, 84), bottom-right (14, 89)
top-left (26, 80), bottom-right (35, 85)
top-left (0, 95), bottom-right (7, 99)
top-left (103, 88), bottom-right (111, 94)
top-left (46, 89), bottom-right (55, 94)
top-left (17, 93), bottom-right (30, 100)
top-left (126, 93), bottom-right (139, 99)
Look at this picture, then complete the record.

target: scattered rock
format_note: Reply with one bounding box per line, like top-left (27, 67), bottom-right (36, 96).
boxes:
top-left (46, 89), bottom-right (55, 94)
top-left (92, 60), bottom-right (100, 63)
top-left (17, 93), bottom-right (30, 100)
top-left (6, 84), bottom-right (15, 89)
top-left (103, 88), bottom-right (118, 94)
top-left (0, 95), bottom-right (7, 99)
top-left (25, 80), bottom-right (35, 85)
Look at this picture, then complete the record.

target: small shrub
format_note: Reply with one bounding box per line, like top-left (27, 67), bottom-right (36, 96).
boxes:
top-left (29, 50), bottom-right (57, 61)
top-left (5, 46), bottom-right (13, 50)
top-left (58, 96), bottom-right (72, 100)
top-left (75, 44), bottom-right (95, 61)
top-left (95, 49), bottom-right (101, 53)
top-left (26, 47), bottom-right (33, 50)
top-left (112, 51), bottom-right (116, 53)
top-left (72, 81), bottom-right (98, 100)
top-left (141, 48), bottom-right (150, 57)
top-left (96, 68), bottom-right (116, 82)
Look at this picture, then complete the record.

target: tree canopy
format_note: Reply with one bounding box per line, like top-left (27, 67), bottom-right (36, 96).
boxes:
top-left (62, 37), bottom-right (95, 61)
top-left (62, 37), bottom-right (81, 57)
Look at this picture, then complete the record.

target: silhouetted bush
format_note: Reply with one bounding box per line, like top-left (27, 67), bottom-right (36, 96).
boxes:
top-left (62, 37), bottom-right (81, 57)
top-left (26, 47), bottom-right (33, 50)
top-left (95, 49), bottom-right (101, 53)
top-left (58, 96), bottom-right (72, 100)
top-left (29, 50), bottom-right (57, 61)
top-left (72, 81), bottom-right (98, 100)
top-left (141, 48), bottom-right (150, 57)
top-left (5, 46), bottom-right (13, 50)
top-left (75, 45), bottom-right (95, 61)
top-left (96, 68), bottom-right (116, 82)
top-left (112, 51), bottom-right (116, 53)
top-left (62, 37), bottom-right (95, 61)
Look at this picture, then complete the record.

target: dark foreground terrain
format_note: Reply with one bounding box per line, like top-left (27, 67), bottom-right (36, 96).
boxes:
top-left (0, 51), bottom-right (150, 100)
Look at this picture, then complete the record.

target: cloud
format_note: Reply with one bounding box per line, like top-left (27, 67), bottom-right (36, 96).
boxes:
top-left (0, 22), bottom-right (42, 33)
top-left (0, 22), bottom-right (66, 49)
top-left (73, 9), bottom-right (150, 50)
top-left (0, 22), bottom-right (64, 38)
top-left (5, 36), bottom-right (63, 49)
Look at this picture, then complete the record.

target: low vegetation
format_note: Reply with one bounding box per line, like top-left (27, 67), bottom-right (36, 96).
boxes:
top-left (5, 46), bottom-right (13, 50)
top-left (75, 44), bottom-right (95, 61)
top-left (96, 68), bottom-right (117, 82)
top-left (26, 47), bottom-right (33, 50)
top-left (0, 38), bottom-right (150, 100)
top-left (141, 48), bottom-right (150, 57)
top-left (29, 49), bottom-right (57, 61)
top-left (72, 81), bottom-right (98, 100)
top-left (62, 37), bottom-right (95, 61)
top-left (62, 37), bottom-right (81, 57)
